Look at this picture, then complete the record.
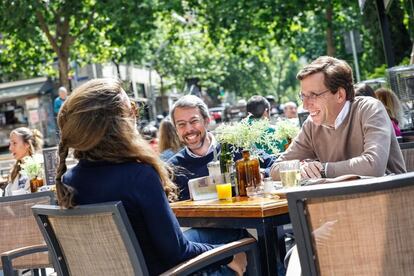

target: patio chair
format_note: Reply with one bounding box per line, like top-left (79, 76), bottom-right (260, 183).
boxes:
top-left (0, 191), bottom-right (55, 276)
top-left (32, 201), bottom-right (261, 276)
top-left (287, 172), bottom-right (414, 276)
top-left (399, 141), bottom-right (414, 172)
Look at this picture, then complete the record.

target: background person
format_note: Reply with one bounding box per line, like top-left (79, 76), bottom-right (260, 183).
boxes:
top-left (54, 86), bottom-right (68, 115)
top-left (375, 87), bottom-right (404, 136)
top-left (158, 119), bottom-right (183, 161)
top-left (4, 127), bottom-right (43, 196)
top-left (141, 125), bottom-right (159, 154)
top-left (283, 101), bottom-right (298, 120)
top-left (246, 95), bottom-right (271, 119)
top-left (246, 95), bottom-right (286, 153)
top-left (354, 83), bottom-right (376, 98)
top-left (270, 56), bottom-right (406, 181)
top-left (55, 78), bottom-right (248, 276)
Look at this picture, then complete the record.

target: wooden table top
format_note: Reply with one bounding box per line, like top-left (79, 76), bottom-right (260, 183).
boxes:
top-left (170, 196), bottom-right (288, 218)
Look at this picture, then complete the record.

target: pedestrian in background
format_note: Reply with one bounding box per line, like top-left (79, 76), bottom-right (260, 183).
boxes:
top-left (54, 86), bottom-right (68, 115)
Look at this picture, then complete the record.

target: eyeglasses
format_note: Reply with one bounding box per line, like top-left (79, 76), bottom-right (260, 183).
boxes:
top-left (176, 118), bottom-right (203, 130)
top-left (299, 89), bottom-right (330, 101)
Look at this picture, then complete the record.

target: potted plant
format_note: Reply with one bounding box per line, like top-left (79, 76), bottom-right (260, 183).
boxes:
top-left (215, 117), bottom-right (281, 157)
top-left (20, 156), bottom-right (44, 193)
top-left (274, 120), bottom-right (300, 150)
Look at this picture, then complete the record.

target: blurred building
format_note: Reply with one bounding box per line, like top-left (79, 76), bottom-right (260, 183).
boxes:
top-left (0, 77), bottom-right (57, 152)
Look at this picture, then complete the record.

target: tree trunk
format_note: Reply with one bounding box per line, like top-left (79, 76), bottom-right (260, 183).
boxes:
top-left (112, 60), bottom-right (121, 79)
top-left (411, 43), bottom-right (414, 64)
top-left (326, 2), bottom-right (335, 56)
top-left (58, 53), bottom-right (70, 90)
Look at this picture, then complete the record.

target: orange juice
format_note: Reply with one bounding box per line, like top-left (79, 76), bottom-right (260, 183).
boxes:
top-left (216, 183), bottom-right (232, 200)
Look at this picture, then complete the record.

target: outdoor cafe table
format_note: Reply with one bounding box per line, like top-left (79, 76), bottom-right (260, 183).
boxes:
top-left (170, 196), bottom-right (290, 276)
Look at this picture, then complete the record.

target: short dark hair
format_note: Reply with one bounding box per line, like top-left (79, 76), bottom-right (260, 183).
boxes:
top-left (297, 56), bottom-right (355, 101)
top-left (354, 83), bottom-right (376, 98)
top-left (246, 95), bottom-right (270, 119)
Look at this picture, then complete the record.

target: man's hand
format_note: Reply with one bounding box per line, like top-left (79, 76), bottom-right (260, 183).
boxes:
top-left (301, 161), bottom-right (323, 179)
top-left (227, 252), bottom-right (247, 275)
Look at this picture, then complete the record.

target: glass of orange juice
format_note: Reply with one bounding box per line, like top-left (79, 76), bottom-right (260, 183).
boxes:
top-left (216, 183), bottom-right (232, 200)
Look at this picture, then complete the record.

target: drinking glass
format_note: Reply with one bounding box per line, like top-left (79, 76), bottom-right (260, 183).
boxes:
top-left (279, 160), bottom-right (301, 187)
top-left (216, 183), bottom-right (232, 200)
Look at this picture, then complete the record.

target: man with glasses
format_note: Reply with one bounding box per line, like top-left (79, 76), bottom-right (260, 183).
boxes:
top-left (270, 56), bottom-right (406, 180)
top-left (169, 95), bottom-right (274, 200)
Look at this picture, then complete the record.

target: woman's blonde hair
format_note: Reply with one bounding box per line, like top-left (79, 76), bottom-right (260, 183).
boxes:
top-left (158, 119), bottom-right (183, 153)
top-left (375, 88), bottom-right (403, 124)
top-left (56, 78), bottom-right (177, 208)
top-left (10, 127), bottom-right (43, 182)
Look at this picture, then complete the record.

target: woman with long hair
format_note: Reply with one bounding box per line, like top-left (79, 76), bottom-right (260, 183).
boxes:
top-left (5, 127), bottom-right (43, 196)
top-left (158, 118), bottom-right (183, 161)
top-left (56, 78), bottom-right (248, 276)
top-left (375, 88), bottom-right (404, 136)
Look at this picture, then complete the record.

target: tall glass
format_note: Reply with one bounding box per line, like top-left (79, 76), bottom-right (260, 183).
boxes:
top-left (279, 160), bottom-right (301, 187)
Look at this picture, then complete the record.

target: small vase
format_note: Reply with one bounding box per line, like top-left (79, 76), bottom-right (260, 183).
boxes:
top-left (30, 177), bottom-right (44, 193)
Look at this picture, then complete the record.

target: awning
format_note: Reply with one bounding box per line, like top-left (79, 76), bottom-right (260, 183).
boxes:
top-left (0, 77), bottom-right (54, 102)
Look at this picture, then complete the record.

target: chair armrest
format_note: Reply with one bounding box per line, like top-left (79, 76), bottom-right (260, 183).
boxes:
top-left (1, 244), bottom-right (48, 275)
top-left (160, 237), bottom-right (258, 276)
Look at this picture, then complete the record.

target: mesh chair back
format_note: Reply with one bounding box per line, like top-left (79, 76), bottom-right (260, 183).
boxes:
top-left (401, 147), bottom-right (414, 172)
top-left (0, 192), bottom-right (54, 269)
top-left (288, 173), bottom-right (414, 276)
top-left (32, 202), bottom-right (149, 276)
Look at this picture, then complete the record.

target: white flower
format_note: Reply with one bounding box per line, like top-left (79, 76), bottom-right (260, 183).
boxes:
top-left (20, 156), bottom-right (43, 179)
top-left (275, 120), bottom-right (300, 141)
top-left (215, 117), bottom-right (280, 156)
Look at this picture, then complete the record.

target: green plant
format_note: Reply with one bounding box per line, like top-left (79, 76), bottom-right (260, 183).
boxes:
top-left (20, 156), bottom-right (43, 179)
top-left (274, 120), bottom-right (300, 141)
top-left (215, 117), bottom-right (280, 155)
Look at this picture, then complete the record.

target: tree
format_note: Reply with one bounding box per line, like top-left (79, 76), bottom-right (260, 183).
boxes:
top-left (0, 0), bottom-right (180, 87)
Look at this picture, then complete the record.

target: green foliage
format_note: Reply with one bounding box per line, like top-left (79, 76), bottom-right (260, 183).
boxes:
top-left (215, 117), bottom-right (280, 155)
top-left (367, 64), bottom-right (387, 79)
top-left (274, 120), bottom-right (300, 141)
top-left (0, 0), bottom-right (412, 96)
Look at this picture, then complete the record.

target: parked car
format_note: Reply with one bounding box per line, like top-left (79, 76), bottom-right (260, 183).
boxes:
top-left (209, 107), bottom-right (225, 123)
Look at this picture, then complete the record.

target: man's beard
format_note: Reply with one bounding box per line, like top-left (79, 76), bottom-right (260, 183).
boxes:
top-left (184, 131), bottom-right (208, 151)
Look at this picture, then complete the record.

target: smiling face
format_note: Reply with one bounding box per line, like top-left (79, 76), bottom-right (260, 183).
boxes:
top-left (300, 72), bottom-right (346, 127)
top-left (173, 107), bottom-right (210, 156)
top-left (9, 132), bottom-right (30, 160)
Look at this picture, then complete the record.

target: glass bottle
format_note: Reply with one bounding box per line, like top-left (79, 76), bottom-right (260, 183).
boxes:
top-left (30, 177), bottom-right (44, 193)
top-left (235, 150), bottom-right (261, 196)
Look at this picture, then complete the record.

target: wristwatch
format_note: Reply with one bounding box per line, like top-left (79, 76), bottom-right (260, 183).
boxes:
top-left (320, 163), bottom-right (327, 178)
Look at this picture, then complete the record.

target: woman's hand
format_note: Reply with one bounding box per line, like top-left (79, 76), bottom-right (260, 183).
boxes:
top-left (227, 252), bottom-right (247, 275)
